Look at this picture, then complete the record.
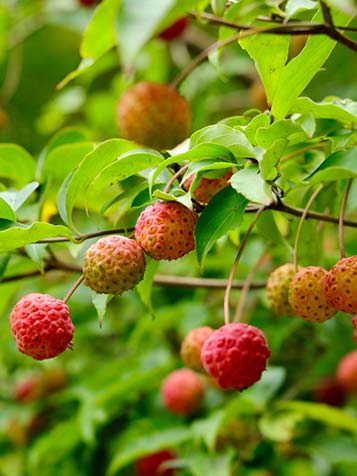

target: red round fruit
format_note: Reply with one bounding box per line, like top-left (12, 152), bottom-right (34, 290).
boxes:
top-left (78, 0), bottom-right (99, 6)
top-left (336, 350), bottom-right (357, 394)
top-left (135, 201), bottom-right (197, 260)
top-left (13, 374), bottom-right (44, 403)
top-left (201, 323), bottom-right (270, 391)
top-left (135, 449), bottom-right (176, 476)
top-left (158, 17), bottom-right (188, 41)
top-left (161, 368), bottom-right (204, 415)
top-left (184, 169), bottom-right (233, 205)
top-left (313, 377), bottom-right (346, 407)
top-left (180, 326), bottom-right (214, 372)
top-left (323, 256), bottom-right (357, 314)
top-left (10, 293), bottom-right (74, 360)
top-left (116, 82), bottom-right (191, 150)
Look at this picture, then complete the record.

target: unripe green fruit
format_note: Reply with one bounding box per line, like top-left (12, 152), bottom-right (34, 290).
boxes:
top-left (266, 263), bottom-right (297, 316)
top-left (83, 235), bottom-right (146, 295)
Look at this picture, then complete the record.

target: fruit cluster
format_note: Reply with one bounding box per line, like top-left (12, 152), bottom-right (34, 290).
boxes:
top-left (267, 257), bottom-right (357, 344)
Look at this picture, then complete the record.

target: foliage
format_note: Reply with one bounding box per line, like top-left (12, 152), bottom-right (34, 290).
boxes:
top-left (0, 1), bottom-right (357, 475)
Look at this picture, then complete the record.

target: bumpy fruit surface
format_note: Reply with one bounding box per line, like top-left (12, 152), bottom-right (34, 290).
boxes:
top-left (135, 201), bottom-right (197, 260)
top-left (135, 449), bottom-right (176, 476)
top-left (288, 266), bottom-right (336, 322)
top-left (201, 323), bottom-right (270, 391)
top-left (323, 256), bottom-right (357, 314)
top-left (161, 368), bottom-right (204, 415)
top-left (336, 350), bottom-right (357, 394)
top-left (353, 315), bottom-right (357, 347)
top-left (313, 377), bottom-right (346, 407)
top-left (83, 235), bottom-right (145, 295)
top-left (266, 263), bottom-right (297, 316)
top-left (184, 169), bottom-right (233, 205)
top-left (158, 17), bottom-right (188, 41)
top-left (180, 326), bottom-right (214, 372)
top-left (116, 82), bottom-right (191, 150)
top-left (10, 294), bottom-right (74, 360)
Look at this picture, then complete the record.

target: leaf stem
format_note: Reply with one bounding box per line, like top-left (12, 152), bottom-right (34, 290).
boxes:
top-left (162, 164), bottom-right (189, 194)
top-left (293, 184), bottom-right (324, 272)
top-left (338, 178), bottom-right (353, 259)
top-left (224, 206), bottom-right (265, 325)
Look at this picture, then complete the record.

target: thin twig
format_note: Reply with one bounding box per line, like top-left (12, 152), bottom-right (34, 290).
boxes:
top-left (35, 227), bottom-right (135, 244)
top-left (293, 184), bottom-right (324, 271)
top-left (338, 179), bottom-right (353, 259)
top-left (224, 207), bottom-right (265, 325)
top-left (163, 164), bottom-right (189, 194)
top-left (320, 1), bottom-right (357, 51)
top-left (63, 275), bottom-right (84, 304)
top-left (234, 252), bottom-right (269, 323)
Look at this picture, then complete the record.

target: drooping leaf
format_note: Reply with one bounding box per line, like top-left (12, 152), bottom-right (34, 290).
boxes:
top-left (195, 186), bottom-right (248, 268)
top-left (0, 223), bottom-right (75, 252)
top-left (0, 182), bottom-right (39, 211)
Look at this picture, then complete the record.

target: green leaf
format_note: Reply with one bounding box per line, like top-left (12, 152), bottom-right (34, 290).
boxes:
top-left (58, 139), bottom-right (143, 230)
top-left (324, 0), bottom-right (357, 15)
top-left (0, 223), bottom-right (75, 252)
top-left (239, 32), bottom-right (290, 105)
top-left (243, 367), bottom-right (286, 408)
top-left (210, 0), bottom-right (226, 16)
top-left (230, 167), bottom-right (273, 205)
top-left (81, 0), bottom-right (121, 61)
top-left (279, 400), bottom-right (357, 433)
top-left (41, 143), bottom-right (94, 184)
top-left (259, 410), bottom-right (304, 442)
top-left (88, 149), bottom-right (164, 198)
top-left (0, 144), bottom-right (36, 186)
top-left (255, 119), bottom-right (308, 149)
top-left (0, 181), bottom-right (39, 211)
top-left (136, 257), bottom-right (159, 316)
top-left (0, 198), bottom-right (16, 221)
top-left (289, 97), bottom-right (357, 124)
top-left (285, 0), bottom-right (318, 20)
top-left (308, 147), bottom-right (357, 184)
top-left (260, 138), bottom-right (288, 180)
top-left (186, 450), bottom-right (235, 476)
top-left (195, 186), bottom-right (248, 268)
top-left (190, 124), bottom-right (256, 159)
top-left (92, 293), bottom-right (113, 328)
top-left (108, 427), bottom-right (191, 475)
top-left (271, 10), bottom-right (352, 119)
top-left (117, 0), bottom-right (195, 66)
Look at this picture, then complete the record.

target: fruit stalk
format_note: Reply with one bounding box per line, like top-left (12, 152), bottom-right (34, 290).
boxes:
top-left (338, 178), bottom-right (353, 259)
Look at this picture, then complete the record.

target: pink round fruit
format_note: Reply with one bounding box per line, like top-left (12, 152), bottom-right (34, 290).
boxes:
top-left (135, 449), bottom-right (176, 476)
top-left (201, 323), bottom-right (270, 391)
top-left (135, 201), bottom-right (197, 260)
top-left (323, 256), bottom-right (357, 314)
top-left (10, 293), bottom-right (74, 360)
top-left (288, 266), bottom-right (336, 322)
top-left (116, 82), bottom-right (191, 150)
top-left (83, 235), bottom-right (146, 295)
top-left (184, 169), bottom-right (233, 205)
top-left (161, 368), bottom-right (204, 415)
top-left (180, 326), bottom-right (214, 372)
top-left (336, 350), bottom-right (357, 394)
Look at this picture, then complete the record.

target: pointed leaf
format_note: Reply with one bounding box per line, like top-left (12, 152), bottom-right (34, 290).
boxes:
top-left (195, 187), bottom-right (248, 268)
